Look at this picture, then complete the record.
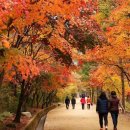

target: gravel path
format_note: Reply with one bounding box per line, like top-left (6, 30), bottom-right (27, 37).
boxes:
top-left (44, 98), bottom-right (130, 130)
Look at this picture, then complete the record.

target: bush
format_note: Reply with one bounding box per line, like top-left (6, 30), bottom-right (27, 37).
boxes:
top-left (0, 85), bottom-right (18, 113)
top-left (0, 112), bottom-right (12, 121)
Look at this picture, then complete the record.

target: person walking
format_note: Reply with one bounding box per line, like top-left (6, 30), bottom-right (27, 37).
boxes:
top-left (96, 91), bottom-right (109, 130)
top-left (80, 95), bottom-right (86, 110)
top-left (86, 96), bottom-right (91, 109)
top-left (71, 96), bottom-right (76, 109)
top-left (65, 96), bottom-right (70, 109)
top-left (109, 91), bottom-right (125, 130)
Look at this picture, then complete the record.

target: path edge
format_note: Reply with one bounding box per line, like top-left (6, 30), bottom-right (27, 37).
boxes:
top-left (23, 105), bottom-right (57, 130)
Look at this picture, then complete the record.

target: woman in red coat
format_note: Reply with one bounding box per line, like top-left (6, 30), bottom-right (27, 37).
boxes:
top-left (80, 95), bottom-right (86, 110)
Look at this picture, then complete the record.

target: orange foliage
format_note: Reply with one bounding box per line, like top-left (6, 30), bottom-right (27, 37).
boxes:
top-left (0, 48), bottom-right (39, 83)
top-left (0, 0), bottom-right (102, 92)
top-left (86, 0), bottom-right (130, 88)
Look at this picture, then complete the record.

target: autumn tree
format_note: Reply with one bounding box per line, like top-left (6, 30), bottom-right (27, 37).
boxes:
top-left (0, 0), bottom-right (85, 122)
top-left (0, 44), bottom-right (39, 121)
top-left (86, 0), bottom-right (130, 108)
top-left (0, 0), bottom-right (105, 122)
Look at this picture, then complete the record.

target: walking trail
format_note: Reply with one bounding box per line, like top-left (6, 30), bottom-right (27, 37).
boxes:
top-left (44, 98), bottom-right (130, 130)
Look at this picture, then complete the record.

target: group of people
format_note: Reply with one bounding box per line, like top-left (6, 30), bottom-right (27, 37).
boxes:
top-left (65, 96), bottom-right (76, 109)
top-left (65, 91), bottom-right (124, 130)
top-left (96, 91), bottom-right (125, 130)
top-left (64, 91), bottom-right (124, 130)
top-left (80, 95), bottom-right (92, 110)
top-left (65, 95), bottom-right (92, 110)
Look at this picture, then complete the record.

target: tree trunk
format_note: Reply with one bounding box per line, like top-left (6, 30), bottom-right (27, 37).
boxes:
top-left (14, 80), bottom-right (25, 123)
top-left (31, 92), bottom-right (36, 107)
top-left (36, 93), bottom-right (39, 108)
top-left (41, 93), bottom-right (45, 109)
top-left (0, 70), bottom-right (4, 87)
top-left (121, 70), bottom-right (125, 108)
top-left (96, 87), bottom-right (99, 99)
top-left (47, 91), bottom-right (55, 106)
top-left (13, 84), bottom-right (17, 97)
top-left (91, 87), bottom-right (94, 103)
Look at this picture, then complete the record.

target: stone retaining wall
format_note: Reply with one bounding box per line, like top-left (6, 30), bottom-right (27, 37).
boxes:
top-left (23, 105), bottom-right (56, 130)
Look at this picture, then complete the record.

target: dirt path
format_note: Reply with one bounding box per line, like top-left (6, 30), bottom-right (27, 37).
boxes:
top-left (44, 98), bottom-right (130, 130)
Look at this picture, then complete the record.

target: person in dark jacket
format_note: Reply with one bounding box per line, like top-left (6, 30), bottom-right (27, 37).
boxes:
top-left (109, 91), bottom-right (125, 130)
top-left (65, 96), bottom-right (70, 109)
top-left (96, 91), bottom-right (109, 130)
top-left (71, 96), bottom-right (76, 109)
